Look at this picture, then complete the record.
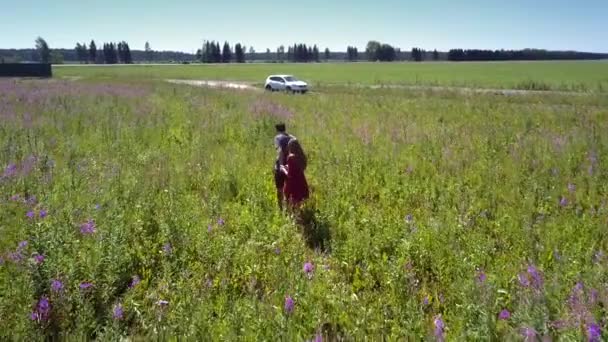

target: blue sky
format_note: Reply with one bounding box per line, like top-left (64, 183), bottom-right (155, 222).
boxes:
top-left (1, 0), bottom-right (606, 52)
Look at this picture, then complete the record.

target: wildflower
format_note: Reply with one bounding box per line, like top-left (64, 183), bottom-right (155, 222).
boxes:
top-left (26, 210), bottom-right (35, 219)
top-left (559, 197), bottom-right (569, 207)
top-left (10, 194), bottom-right (20, 201)
top-left (434, 315), bottom-right (445, 341)
top-left (587, 323), bottom-right (601, 342)
top-left (423, 296), bottom-right (430, 306)
top-left (39, 210), bottom-right (48, 218)
top-left (113, 303), bottom-right (124, 320)
top-left (51, 279), bottom-right (63, 293)
top-left (405, 214), bottom-right (413, 223)
top-left (26, 195), bottom-right (37, 206)
top-left (522, 327), bottom-right (536, 341)
top-left (568, 183), bottom-right (576, 192)
top-left (8, 251), bottom-right (23, 263)
top-left (527, 265), bottom-right (543, 288)
top-left (314, 334), bottom-right (323, 342)
top-left (129, 275), bottom-right (140, 288)
top-left (80, 219), bottom-right (96, 235)
top-left (274, 247), bottom-right (281, 255)
top-left (303, 262), bottom-right (314, 275)
top-left (477, 270), bottom-right (487, 283)
top-left (593, 250), bottom-right (603, 264)
top-left (33, 253), bottom-right (45, 264)
top-left (18, 240), bottom-right (28, 249)
top-left (94, 204), bottom-right (101, 210)
top-left (156, 299), bottom-right (169, 306)
top-left (284, 295), bottom-right (294, 314)
top-left (31, 296), bottom-right (51, 322)
top-left (79, 282), bottom-right (94, 290)
top-left (3, 163), bottom-right (17, 178)
top-left (518, 273), bottom-right (530, 287)
top-left (162, 243), bottom-right (172, 254)
top-left (207, 224), bottom-right (213, 233)
top-left (217, 218), bottom-right (225, 226)
top-left (498, 309), bottom-right (511, 320)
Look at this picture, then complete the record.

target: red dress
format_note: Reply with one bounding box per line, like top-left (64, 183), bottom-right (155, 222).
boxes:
top-left (283, 155), bottom-right (309, 206)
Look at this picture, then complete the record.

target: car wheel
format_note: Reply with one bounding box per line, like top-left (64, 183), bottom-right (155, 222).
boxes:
top-left (265, 85), bottom-right (272, 91)
top-left (286, 86), bottom-right (292, 94)
top-left (301, 90), bottom-right (307, 94)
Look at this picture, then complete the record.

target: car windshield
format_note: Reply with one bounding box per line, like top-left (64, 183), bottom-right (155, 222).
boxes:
top-left (283, 76), bottom-right (297, 82)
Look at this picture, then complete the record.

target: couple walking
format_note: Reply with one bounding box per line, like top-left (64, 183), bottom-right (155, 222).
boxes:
top-left (273, 123), bottom-right (309, 211)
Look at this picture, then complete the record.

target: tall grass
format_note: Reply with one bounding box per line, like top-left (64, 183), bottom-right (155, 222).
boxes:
top-left (0, 79), bottom-right (606, 340)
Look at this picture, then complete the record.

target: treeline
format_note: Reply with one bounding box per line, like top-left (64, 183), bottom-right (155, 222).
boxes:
top-left (447, 49), bottom-right (608, 61)
top-left (2, 37), bottom-right (607, 64)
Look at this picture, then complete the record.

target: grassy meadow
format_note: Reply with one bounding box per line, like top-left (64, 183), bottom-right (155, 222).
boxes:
top-left (1, 64), bottom-right (607, 340)
top-left (54, 60), bottom-right (608, 92)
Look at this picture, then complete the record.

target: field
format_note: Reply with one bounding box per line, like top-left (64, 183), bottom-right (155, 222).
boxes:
top-left (55, 60), bottom-right (608, 92)
top-left (1, 62), bottom-right (607, 340)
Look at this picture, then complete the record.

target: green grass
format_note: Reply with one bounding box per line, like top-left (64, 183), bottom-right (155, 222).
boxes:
top-left (0, 78), bottom-right (607, 340)
top-left (54, 60), bottom-right (608, 92)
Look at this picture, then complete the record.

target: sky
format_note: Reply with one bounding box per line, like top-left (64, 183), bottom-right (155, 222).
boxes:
top-left (0, 0), bottom-right (606, 53)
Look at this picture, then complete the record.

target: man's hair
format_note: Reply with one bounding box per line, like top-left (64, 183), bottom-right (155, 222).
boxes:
top-left (275, 123), bottom-right (286, 132)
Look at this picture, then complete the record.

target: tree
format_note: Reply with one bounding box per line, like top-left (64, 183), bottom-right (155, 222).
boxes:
top-left (248, 47), bottom-right (255, 61)
top-left (89, 40), bottom-right (97, 63)
top-left (378, 44), bottom-right (396, 61)
top-left (234, 43), bottom-right (245, 63)
top-left (123, 42), bottom-right (132, 64)
top-left (50, 51), bottom-right (63, 64)
top-left (366, 41), bottom-right (381, 61)
top-left (75, 42), bottom-right (88, 63)
top-left (35, 37), bottom-right (51, 63)
top-left (346, 46), bottom-right (359, 61)
top-left (145, 41), bottom-right (152, 62)
top-left (411, 47), bottom-right (423, 62)
top-left (433, 49), bottom-right (439, 61)
top-left (313, 45), bottom-right (320, 62)
top-left (221, 41), bottom-right (232, 63)
top-left (324, 48), bottom-right (330, 61)
top-left (214, 42), bottom-right (221, 63)
top-left (277, 45), bottom-right (285, 62)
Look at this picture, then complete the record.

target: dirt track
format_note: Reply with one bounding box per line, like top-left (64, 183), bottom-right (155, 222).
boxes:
top-left (164, 79), bottom-right (593, 97)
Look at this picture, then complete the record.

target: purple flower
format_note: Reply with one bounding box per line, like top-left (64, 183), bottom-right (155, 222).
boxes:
top-left (156, 299), bottom-right (169, 306)
top-left (113, 303), bottom-right (124, 320)
top-left (94, 204), bottom-right (101, 210)
top-left (79, 282), bottom-right (94, 290)
top-left (522, 327), bottom-right (536, 340)
top-left (589, 289), bottom-right (599, 304)
top-left (498, 309), bottom-right (511, 320)
top-left (274, 247), bottom-right (281, 255)
top-left (8, 251), bottom-right (23, 263)
top-left (31, 296), bottom-right (51, 322)
top-left (51, 279), bottom-right (63, 293)
top-left (207, 224), bottom-right (213, 233)
top-left (26, 210), bottom-right (35, 219)
top-left (39, 210), bottom-right (48, 218)
top-left (162, 243), bottom-right (172, 254)
top-left (477, 270), bottom-right (487, 283)
top-left (18, 240), bottom-right (28, 249)
top-left (518, 273), bottom-right (530, 287)
top-left (314, 334), bottom-right (323, 342)
top-left (559, 197), bottom-right (569, 207)
top-left (588, 323), bottom-right (601, 342)
top-left (10, 194), bottom-right (20, 201)
top-left (26, 195), bottom-right (37, 206)
top-left (527, 265), bottom-right (543, 288)
top-left (303, 262), bottom-right (314, 274)
top-left (423, 296), bottom-right (430, 306)
top-left (284, 295), bottom-right (294, 314)
top-left (3, 163), bottom-right (17, 178)
top-left (568, 183), bottom-right (576, 193)
top-left (80, 219), bottom-right (96, 235)
top-left (217, 218), bottom-right (225, 226)
top-left (129, 275), bottom-right (140, 288)
top-left (405, 214), bottom-right (413, 223)
top-left (33, 253), bottom-right (45, 264)
top-left (434, 315), bottom-right (445, 341)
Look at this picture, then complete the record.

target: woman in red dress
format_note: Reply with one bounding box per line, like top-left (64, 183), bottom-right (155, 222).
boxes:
top-left (280, 139), bottom-right (309, 208)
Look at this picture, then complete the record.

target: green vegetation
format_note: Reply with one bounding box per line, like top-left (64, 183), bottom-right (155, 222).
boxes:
top-left (55, 61), bottom-right (608, 92)
top-left (0, 71), bottom-right (607, 340)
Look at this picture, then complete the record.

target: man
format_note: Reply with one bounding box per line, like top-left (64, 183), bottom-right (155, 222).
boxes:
top-left (273, 123), bottom-right (295, 211)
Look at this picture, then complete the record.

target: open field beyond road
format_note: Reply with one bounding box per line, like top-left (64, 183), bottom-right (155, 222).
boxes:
top-left (55, 61), bottom-right (608, 92)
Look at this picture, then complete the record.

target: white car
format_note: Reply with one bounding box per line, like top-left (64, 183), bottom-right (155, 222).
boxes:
top-left (264, 75), bottom-right (308, 93)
